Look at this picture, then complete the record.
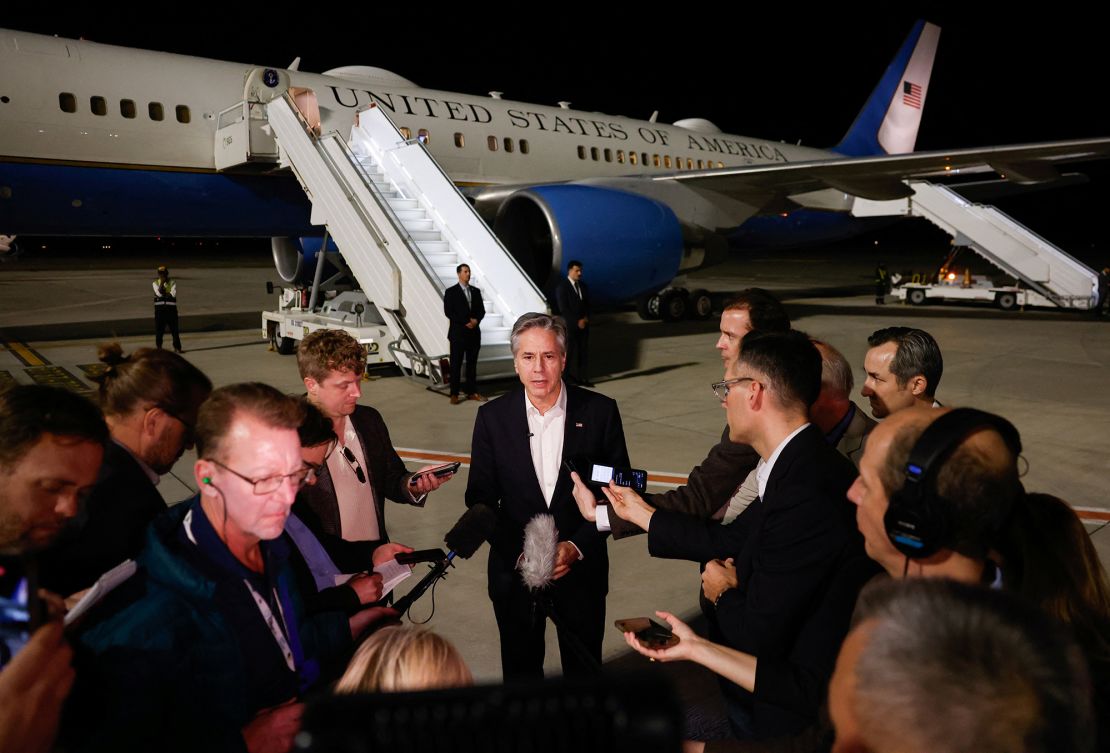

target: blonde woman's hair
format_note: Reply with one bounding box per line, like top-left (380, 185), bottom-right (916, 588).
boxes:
top-left (335, 626), bottom-right (472, 694)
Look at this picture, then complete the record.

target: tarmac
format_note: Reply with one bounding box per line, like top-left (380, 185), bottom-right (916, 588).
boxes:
top-left (1, 242), bottom-right (1108, 692)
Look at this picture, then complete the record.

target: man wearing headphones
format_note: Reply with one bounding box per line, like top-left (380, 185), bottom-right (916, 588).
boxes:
top-left (847, 406), bottom-right (1023, 583)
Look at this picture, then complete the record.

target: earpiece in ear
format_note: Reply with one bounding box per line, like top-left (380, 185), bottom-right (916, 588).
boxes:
top-left (202, 477), bottom-right (211, 485)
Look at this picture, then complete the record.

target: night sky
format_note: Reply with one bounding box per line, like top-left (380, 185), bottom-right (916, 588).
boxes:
top-left (4, 8), bottom-right (1108, 250)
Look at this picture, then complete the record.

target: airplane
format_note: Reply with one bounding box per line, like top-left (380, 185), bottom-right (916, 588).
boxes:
top-left (1, 21), bottom-right (1107, 319)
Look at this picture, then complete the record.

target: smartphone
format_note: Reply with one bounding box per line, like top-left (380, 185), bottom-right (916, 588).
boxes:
top-left (613, 617), bottom-right (679, 649)
top-left (590, 464), bottom-right (648, 494)
top-left (1, 575), bottom-right (31, 667)
top-left (409, 462), bottom-right (461, 485)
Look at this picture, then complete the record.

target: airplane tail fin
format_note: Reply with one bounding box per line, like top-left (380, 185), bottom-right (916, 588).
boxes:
top-left (833, 20), bottom-right (941, 156)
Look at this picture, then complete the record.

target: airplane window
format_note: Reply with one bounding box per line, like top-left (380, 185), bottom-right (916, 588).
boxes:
top-left (590, 146), bottom-right (599, 161)
top-left (149, 102), bottom-right (164, 121)
top-left (176, 105), bottom-right (190, 124)
top-left (120, 99), bottom-right (136, 119)
top-left (629, 151), bottom-right (638, 165)
top-left (717, 161), bottom-right (724, 168)
top-left (642, 152), bottom-right (649, 166)
top-left (686, 158), bottom-right (693, 170)
top-left (487, 135), bottom-right (498, 151)
top-left (617, 150), bottom-right (624, 164)
top-left (604, 148), bottom-right (612, 162)
top-left (503, 137), bottom-right (513, 153)
top-left (90, 96), bottom-right (107, 116)
top-left (59, 92), bottom-right (77, 113)
top-left (454, 132), bottom-right (465, 148)
top-left (675, 157), bottom-right (683, 171)
top-left (577, 146), bottom-right (586, 160)
top-left (418, 128), bottom-right (429, 144)
top-left (400, 127), bottom-right (412, 140)
top-left (653, 154), bottom-right (660, 167)
top-left (663, 155), bottom-right (672, 168)
top-left (697, 159), bottom-right (704, 169)
top-left (520, 139), bottom-right (529, 155)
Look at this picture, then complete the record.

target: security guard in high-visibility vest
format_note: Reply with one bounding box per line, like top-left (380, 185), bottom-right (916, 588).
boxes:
top-left (153, 265), bottom-right (183, 352)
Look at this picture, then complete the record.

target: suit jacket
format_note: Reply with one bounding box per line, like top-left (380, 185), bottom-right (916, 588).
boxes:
top-left (444, 283), bottom-right (485, 343)
top-left (295, 405), bottom-right (417, 542)
top-left (648, 424), bottom-right (865, 738)
top-left (554, 277), bottom-right (590, 324)
top-left (466, 384), bottom-right (629, 594)
top-left (610, 425), bottom-right (759, 539)
top-left (39, 440), bottom-right (167, 596)
top-left (838, 401), bottom-right (877, 466)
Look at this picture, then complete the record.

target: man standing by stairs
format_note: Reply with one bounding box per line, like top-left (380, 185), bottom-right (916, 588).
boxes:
top-left (444, 264), bottom-right (486, 404)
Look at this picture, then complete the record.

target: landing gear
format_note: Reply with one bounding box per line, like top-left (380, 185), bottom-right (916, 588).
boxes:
top-left (636, 287), bottom-right (715, 323)
top-left (659, 290), bottom-right (688, 322)
top-left (689, 289), bottom-right (713, 320)
top-left (637, 293), bottom-right (661, 320)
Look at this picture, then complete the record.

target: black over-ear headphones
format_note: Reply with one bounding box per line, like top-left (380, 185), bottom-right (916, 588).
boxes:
top-left (884, 408), bottom-right (1022, 559)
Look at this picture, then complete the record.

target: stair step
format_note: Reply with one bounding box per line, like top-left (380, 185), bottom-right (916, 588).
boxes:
top-left (400, 219), bottom-right (435, 232)
top-left (408, 230), bottom-right (443, 242)
top-left (416, 240), bottom-right (450, 254)
top-left (388, 198), bottom-right (420, 211)
top-left (393, 209), bottom-right (427, 222)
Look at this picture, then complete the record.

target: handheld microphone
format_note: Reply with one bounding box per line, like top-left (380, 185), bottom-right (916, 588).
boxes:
top-left (392, 504), bottom-right (497, 615)
top-left (520, 514), bottom-right (558, 590)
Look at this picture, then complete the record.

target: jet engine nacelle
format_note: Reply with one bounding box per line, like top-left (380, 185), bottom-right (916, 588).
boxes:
top-left (271, 236), bottom-right (335, 284)
top-left (493, 185), bottom-right (683, 304)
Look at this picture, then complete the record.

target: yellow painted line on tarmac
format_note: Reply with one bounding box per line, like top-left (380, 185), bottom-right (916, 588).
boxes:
top-left (396, 447), bottom-right (689, 488)
top-left (0, 337), bottom-right (47, 367)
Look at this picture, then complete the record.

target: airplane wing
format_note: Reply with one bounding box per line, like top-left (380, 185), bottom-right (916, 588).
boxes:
top-left (655, 137), bottom-right (1110, 202)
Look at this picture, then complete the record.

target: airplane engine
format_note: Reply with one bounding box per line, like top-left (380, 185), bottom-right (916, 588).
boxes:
top-left (493, 185), bottom-right (683, 304)
top-left (271, 236), bottom-right (333, 284)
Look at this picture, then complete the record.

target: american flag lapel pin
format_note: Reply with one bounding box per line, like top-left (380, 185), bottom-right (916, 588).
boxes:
top-left (575, 422), bottom-right (584, 428)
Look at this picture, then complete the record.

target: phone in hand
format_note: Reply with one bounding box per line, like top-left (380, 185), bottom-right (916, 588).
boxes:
top-left (408, 462), bottom-right (461, 486)
top-left (614, 617), bottom-right (679, 649)
top-left (590, 464), bottom-right (648, 494)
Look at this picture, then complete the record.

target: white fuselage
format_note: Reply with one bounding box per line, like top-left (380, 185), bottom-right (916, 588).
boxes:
top-left (0, 28), bottom-right (831, 186)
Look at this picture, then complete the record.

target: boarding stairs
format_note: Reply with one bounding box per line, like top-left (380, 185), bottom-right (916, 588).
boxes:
top-left (854, 180), bottom-right (1099, 309)
top-left (218, 74), bottom-right (546, 381)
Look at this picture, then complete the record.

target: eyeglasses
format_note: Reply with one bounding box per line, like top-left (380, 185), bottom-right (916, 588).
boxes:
top-left (208, 459), bottom-right (312, 495)
top-left (341, 446), bottom-right (367, 484)
top-left (710, 377), bottom-right (755, 402)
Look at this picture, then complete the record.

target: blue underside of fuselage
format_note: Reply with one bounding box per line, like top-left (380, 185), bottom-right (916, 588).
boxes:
top-left (0, 162), bottom-right (896, 254)
top-left (0, 161), bottom-right (313, 236)
top-left (727, 210), bottom-right (896, 250)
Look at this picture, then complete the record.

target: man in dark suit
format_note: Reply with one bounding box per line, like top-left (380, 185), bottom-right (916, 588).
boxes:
top-left (466, 313), bottom-right (629, 680)
top-left (600, 330), bottom-right (869, 740)
top-left (38, 344), bottom-right (212, 597)
top-left (443, 263), bottom-right (486, 405)
top-left (553, 260), bottom-right (591, 386)
top-left (294, 330), bottom-right (451, 544)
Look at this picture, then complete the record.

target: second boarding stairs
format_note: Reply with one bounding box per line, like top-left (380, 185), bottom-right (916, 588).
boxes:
top-left (219, 68), bottom-right (547, 380)
top-left (854, 180), bottom-right (1100, 309)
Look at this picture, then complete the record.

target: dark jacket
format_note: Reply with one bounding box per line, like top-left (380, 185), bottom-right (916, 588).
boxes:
top-left (554, 277), bottom-right (590, 324)
top-left (295, 404), bottom-right (418, 542)
top-left (648, 424), bottom-right (866, 739)
top-left (39, 440), bottom-right (166, 596)
top-left (609, 425), bottom-right (759, 539)
top-left (72, 499), bottom-right (350, 753)
top-left (444, 283), bottom-right (485, 342)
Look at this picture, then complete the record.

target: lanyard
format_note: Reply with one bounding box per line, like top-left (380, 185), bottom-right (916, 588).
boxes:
top-left (244, 580), bottom-right (296, 673)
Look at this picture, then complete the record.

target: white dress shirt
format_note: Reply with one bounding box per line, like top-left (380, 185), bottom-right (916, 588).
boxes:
top-left (525, 382), bottom-right (567, 507)
top-left (756, 423), bottom-right (810, 500)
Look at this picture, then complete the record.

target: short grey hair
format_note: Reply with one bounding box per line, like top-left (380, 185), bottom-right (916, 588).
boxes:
top-left (811, 338), bottom-right (853, 399)
top-left (849, 579), bottom-right (1093, 753)
top-left (510, 313), bottom-right (567, 356)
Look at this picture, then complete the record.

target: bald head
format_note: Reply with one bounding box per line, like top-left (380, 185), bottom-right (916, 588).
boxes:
top-left (848, 407), bottom-right (1023, 575)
